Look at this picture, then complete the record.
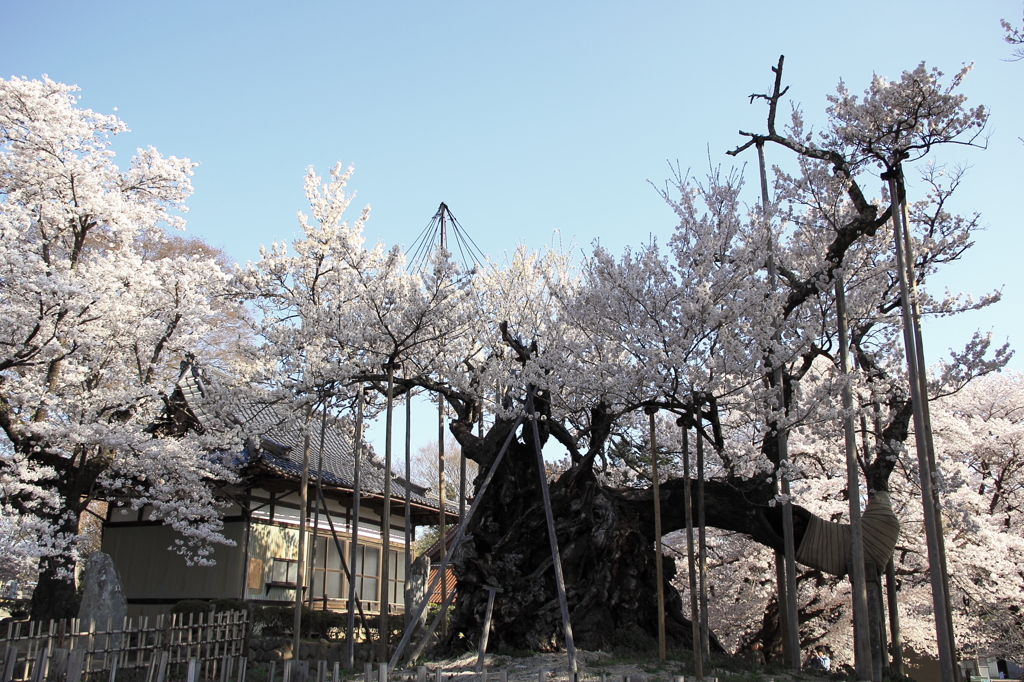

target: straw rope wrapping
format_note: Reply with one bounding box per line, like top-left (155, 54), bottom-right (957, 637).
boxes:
top-left (795, 492), bottom-right (900, 576)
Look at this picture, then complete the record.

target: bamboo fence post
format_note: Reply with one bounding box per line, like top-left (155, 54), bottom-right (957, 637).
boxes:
top-left (1, 646), bottom-right (15, 682)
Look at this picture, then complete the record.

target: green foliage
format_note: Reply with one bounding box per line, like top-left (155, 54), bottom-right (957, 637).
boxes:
top-left (171, 598), bottom-right (246, 615)
top-left (252, 605), bottom-right (349, 639)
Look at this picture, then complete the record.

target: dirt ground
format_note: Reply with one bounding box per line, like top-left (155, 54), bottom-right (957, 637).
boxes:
top-left (399, 650), bottom-right (805, 682)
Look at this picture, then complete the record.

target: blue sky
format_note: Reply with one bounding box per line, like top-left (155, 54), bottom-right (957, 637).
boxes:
top-left (3, 0), bottom-right (1023, 454)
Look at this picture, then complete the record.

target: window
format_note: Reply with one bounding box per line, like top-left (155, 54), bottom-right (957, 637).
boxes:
top-left (310, 536), bottom-right (347, 600)
top-left (386, 550), bottom-right (406, 606)
top-left (269, 558), bottom-right (298, 587)
top-left (352, 545), bottom-right (379, 603)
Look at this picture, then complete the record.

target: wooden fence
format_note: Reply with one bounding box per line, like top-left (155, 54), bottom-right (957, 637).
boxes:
top-left (0, 610), bottom-right (249, 682)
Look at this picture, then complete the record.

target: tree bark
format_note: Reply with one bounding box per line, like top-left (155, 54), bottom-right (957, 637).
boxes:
top-left (30, 511), bottom-right (81, 620)
top-left (442, 390), bottom-right (902, 655)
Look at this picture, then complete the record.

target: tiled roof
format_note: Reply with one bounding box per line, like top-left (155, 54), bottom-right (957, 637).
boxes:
top-left (427, 566), bottom-right (458, 604)
top-left (177, 362), bottom-right (452, 511)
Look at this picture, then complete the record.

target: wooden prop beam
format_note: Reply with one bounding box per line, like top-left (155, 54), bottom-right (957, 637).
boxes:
top-left (346, 386), bottom-right (365, 669)
top-left (388, 411), bottom-right (526, 671)
top-left (836, 273), bottom-right (874, 680)
top-left (527, 390), bottom-right (577, 673)
top-left (680, 423), bottom-right (702, 680)
top-left (646, 409), bottom-right (666, 661)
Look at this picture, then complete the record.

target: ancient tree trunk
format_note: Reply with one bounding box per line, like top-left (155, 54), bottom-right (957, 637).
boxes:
top-left (30, 511), bottom-right (81, 620)
top-left (447, 430), bottom-right (695, 652)
top-left (444, 410), bottom-right (899, 656)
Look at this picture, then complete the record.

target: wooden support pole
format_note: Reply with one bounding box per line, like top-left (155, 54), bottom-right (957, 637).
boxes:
top-left (437, 392), bottom-right (447, 638)
top-left (380, 362), bottom-right (397, 662)
top-left (388, 413), bottom-right (525, 671)
top-left (475, 586), bottom-right (502, 672)
top-left (404, 392), bottom-right (413, 630)
top-left (757, 139), bottom-right (801, 672)
top-left (407, 588), bottom-right (457, 664)
top-left (696, 414), bottom-right (709, 664)
top-left (309, 410), bottom-right (329, 610)
top-left (294, 403), bottom-right (314, 661)
top-left (836, 274), bottom-right (875, 681)
top-left (885, 558), bottom-right (904, 675)
top-left (646, 408), bottom-right (666, 661)
top-left (898, 179), bottom-right (959, 682)
top-left (346, 385), bottom-right (365, 669)
top-left (317, 487), bottom-right (373, 644)
top-left (887, 170), bottom-right (956, 682)
top-left (527, 390), bottom-right (577, 673)
top-left (680, 423), bottom-right (702, 681)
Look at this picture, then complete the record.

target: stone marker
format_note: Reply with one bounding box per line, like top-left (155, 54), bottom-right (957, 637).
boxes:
top-left (77, 553), bottom-right (127, 651)
top-left (404, 556), bottom-right (430, 628)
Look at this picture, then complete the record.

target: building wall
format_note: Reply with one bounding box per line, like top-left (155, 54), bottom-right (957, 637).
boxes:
top-left (102, 520), bottom-right (246, 602)
top-left (103, 487), bottom-right (419, 617)
top-left (244, 487), bottom-right (409, 614)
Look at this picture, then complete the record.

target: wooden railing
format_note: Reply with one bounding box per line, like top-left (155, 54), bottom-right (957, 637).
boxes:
top-left (0, 610), bottom-right (249, 682)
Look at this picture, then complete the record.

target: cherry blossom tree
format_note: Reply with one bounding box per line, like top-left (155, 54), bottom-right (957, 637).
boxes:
top-left (0, 77), bottom-right (241, 619)
top-left (237, 59), bottom-right (1008, 660)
